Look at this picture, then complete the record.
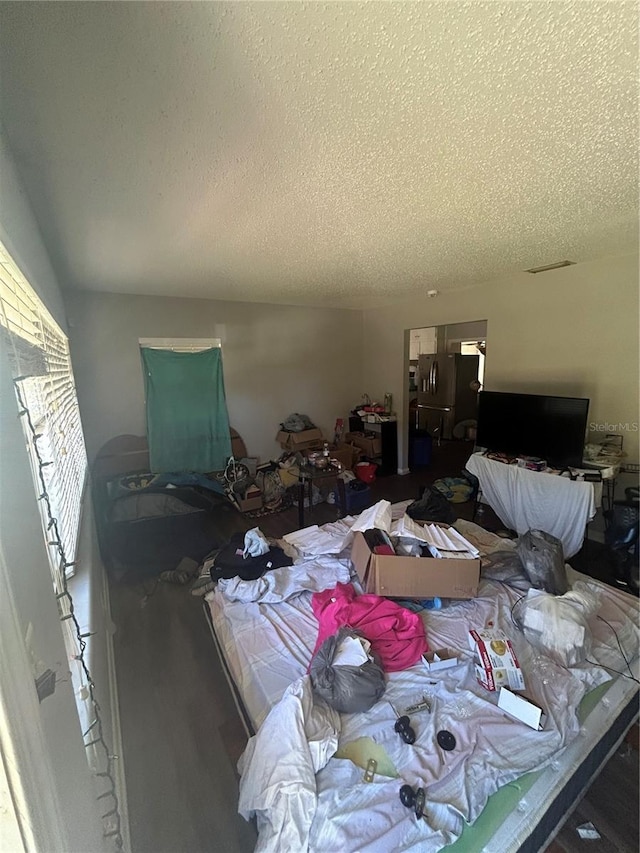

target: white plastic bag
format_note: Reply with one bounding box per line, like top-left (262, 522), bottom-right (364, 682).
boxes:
top-left (243, 527), bottom-right (269, 559)
top-left (514, 582), bottom-right (600, 667)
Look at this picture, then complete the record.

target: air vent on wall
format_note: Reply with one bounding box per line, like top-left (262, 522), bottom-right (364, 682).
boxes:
top-left (525, 260), bottom-right (576, 274)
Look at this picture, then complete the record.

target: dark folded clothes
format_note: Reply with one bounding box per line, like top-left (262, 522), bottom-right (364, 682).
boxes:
top-left (210, 530), bottom-right (293, 581)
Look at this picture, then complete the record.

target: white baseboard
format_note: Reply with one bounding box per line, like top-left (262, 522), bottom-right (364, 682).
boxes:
top-left (397, 467), bottom-right (410, 476)
top-left (102, 568), bottom-right (130, 853)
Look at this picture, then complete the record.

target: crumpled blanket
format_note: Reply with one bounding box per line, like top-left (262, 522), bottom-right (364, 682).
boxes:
top-left (310, 582), bottom-right (428, 672)
top-left (218, 556), bottom-right (351, 603)
top-left (238, 676), bottom-right (340, 853)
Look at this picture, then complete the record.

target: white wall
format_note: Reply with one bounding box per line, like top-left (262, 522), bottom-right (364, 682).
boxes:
top-left (0, 128), bottom-right (67, 330)
top-left (0, 128), bottom-right (107, 851)
top-left (363, 253), bottom-right (639, 469)
top-left (65, 290), bottom-right (363, 463)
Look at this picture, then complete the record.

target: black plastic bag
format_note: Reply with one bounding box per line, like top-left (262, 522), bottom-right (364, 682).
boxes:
top-left (310, 628), bottom-right (385, 713)
top-left (406, 486), bottom-right (456, 524)
top-left (516, 529), bottom-right (568, 595)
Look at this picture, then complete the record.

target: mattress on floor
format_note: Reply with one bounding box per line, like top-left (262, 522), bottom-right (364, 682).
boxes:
top-left (208, 586), bottom-right (317, 729)
top-left (205, 519), bottom-right (639, 852)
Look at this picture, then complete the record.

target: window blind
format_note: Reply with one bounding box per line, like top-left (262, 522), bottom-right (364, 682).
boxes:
top-left (0, 241), bottom-right (87, 587)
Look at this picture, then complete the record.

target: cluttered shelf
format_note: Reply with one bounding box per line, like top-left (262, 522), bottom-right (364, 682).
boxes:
top-left (348, 415), bottom-right (398, 477)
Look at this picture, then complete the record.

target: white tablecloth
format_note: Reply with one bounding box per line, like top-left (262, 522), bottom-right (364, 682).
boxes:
top-left (465, 453), bottom-right (596, 558)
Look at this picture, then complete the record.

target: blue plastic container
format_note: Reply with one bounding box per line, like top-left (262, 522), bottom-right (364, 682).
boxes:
top-left (337, 484), bottom-right (373, 515)
top-left (411, 432), bottom-right (432, 467)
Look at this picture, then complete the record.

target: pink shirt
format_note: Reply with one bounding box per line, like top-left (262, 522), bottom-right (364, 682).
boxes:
top-left (310, 582), bottom-right (428, 672)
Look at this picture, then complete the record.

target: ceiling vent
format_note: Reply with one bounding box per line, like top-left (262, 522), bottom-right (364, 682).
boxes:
top-left (525, 260), bottom-right (576, 274)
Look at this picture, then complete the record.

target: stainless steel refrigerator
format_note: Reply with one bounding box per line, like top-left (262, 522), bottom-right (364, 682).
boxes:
top-left (417, 353), bottom-right (480, 441)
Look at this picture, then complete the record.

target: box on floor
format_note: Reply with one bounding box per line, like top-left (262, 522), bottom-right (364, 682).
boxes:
top-left (236, 485), bottom-right (263, 513)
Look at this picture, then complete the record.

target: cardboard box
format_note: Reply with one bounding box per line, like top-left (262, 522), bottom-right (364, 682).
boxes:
top-left (498, 687), bottom-right (546, 731)
top-left (345, 431), bottom-right (382, 457)
top-left (469, 629), bottom-right (525, 692)
top-left (236, 485), bottom-right (263, 513)
top-left (328, 444), bottom-right (355, 470)
top-left (350, 530), bottom-right (480, 599)
top-left (276, 428), bottom-right (324, 450)
top-left (422, 648), bottom-right (459, 673)
top-left (343, 441), bottom-right (363, 464)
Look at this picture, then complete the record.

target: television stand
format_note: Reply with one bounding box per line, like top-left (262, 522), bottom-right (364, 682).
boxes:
top-left (465, 452), bottom-right (597, 559)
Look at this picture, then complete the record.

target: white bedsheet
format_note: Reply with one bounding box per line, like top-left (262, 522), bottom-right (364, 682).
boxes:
top-left (308, 573), bottom-right (637, 852)
top-left (207, 516), bottom-right (639, 853)
top-left (238, 676), bottom-right (340, 853)
top-left (218, 554), bottom-right (352, 603)
top-left (465, 453), bottom-right (596, 558)
top-left (283, 518), bottom-right (357, 557)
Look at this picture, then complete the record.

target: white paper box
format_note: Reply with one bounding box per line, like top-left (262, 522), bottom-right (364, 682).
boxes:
top-left (498, 687), bottom-right (546, 731)
top-left (469, 629), bottom-right (525, 692)
top-left (422, 648), bottom-right (459, 672)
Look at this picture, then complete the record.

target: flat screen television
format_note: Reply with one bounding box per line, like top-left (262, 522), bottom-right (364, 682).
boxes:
top-left (475, 391), bottom-right (589, 468)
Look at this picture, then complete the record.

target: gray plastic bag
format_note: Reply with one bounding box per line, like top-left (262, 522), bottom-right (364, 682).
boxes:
top-left (310, 628), bottom-right (385, 713)
top-left (481, 550), bottom-right (531, 593)
top-left (516, 529), bottom-right (568, 595)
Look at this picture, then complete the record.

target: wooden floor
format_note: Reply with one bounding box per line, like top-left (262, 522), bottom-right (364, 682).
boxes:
top-left (545, 740), bottom-right (639, 853)
top-left (108, 440), bottom-right (639, 853)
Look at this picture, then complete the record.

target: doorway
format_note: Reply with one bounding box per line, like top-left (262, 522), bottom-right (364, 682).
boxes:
top-left (407, 320), bottom-right (487, 470)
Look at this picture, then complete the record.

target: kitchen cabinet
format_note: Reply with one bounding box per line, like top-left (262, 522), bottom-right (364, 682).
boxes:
top-left (409, 327), bottom-right (437, 361)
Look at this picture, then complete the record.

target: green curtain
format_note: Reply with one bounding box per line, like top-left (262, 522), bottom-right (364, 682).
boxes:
top-left (141, 347), bottom-right (232, 473)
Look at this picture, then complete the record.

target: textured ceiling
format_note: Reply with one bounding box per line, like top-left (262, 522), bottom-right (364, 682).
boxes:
top-left (0, 1), bottom-right (637, 309)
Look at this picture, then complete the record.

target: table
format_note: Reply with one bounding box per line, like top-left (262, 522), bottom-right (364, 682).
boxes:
top-left (581, 458), bottom-right (620, 514)
top-left (297, 466), bottom-right (347, 529)
top-left (465, 453), bottom-right (597, 558)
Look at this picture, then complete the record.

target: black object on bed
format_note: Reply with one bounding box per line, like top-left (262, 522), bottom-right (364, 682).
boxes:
top-left (211, 531), bottom-right (293, 581)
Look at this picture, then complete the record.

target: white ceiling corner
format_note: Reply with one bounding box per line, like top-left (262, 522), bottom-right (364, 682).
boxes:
top-left (0, 1), bottom-right (637, 309)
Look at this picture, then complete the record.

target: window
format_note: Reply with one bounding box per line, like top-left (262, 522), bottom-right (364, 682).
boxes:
top-left (0, 241), bottom-right (87, 588)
